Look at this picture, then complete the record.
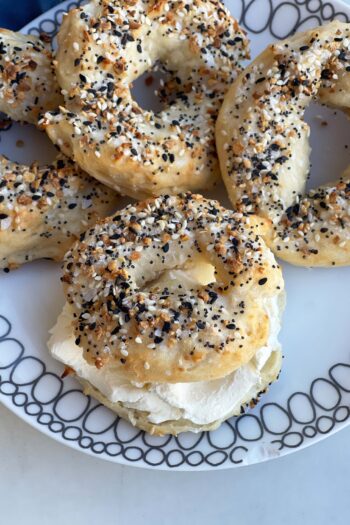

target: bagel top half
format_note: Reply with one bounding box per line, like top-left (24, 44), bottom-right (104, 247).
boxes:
top-left (61, 193), bottom-right (284, 384)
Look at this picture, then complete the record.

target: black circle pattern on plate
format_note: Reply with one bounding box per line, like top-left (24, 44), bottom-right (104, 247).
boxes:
top-left (238, 0), bottom-right (348, 38)
top-left (0, 0), bottom-right (349, 469)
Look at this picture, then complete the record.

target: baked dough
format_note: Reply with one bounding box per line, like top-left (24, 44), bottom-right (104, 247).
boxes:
top-left (0, 29), bottom-right (62, 124)
top-left (0, 155), bottom-right (118, 269)
top-left (268, 168), bottom-right (350, 266)
top-left (0, 31), bottom-right (119, 269)
top-left (61, 193), bottom-right (284, 383)
top-left (50, 258), bottom-right (284, 435)
top-left (42, 0), bottom-right (249, 198)
top-left (216, 21), bottom-right (350, 266)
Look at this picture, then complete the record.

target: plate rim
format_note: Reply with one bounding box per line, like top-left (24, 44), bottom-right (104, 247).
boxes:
top-left (1, 0), bottom-right (350, 471)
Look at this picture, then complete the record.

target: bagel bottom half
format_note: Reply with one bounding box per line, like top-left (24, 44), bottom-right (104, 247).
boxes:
top-left (79, 351), bottom-right (282, 436)
top-left (49, 262), bottom-right (285, 436)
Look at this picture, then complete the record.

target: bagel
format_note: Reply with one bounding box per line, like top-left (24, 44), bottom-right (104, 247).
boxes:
top-left (216, 21), bottom-right (350, 266)
top-left (0, 155), bottom-right (118, 270)
top-left (0, 31), bottom-right (119, 270)
top-left (42, 0), bottom-right (249, 198)
top-left (59, 193), bottom-right (284, 383)
top-left (49, 193), bottom-right (285, 434)
top-left (269, 168), bottom-right (350, 266)
top-left (0, 29), bottom-right (62, 124)
top-left (49, 299), bottom-right (283, 435)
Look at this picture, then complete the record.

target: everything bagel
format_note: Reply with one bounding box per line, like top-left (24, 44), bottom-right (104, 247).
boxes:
top-left (49, 296), bottom-right (283, 435)
top-left (42, 0), bottom-right (249, 198)
top-left (61, 193), bottom-right (284, 384)
top-left (0, 30), bottom-right (119, 269)
top-left (0, 29), bottom-right (62, 124)
top-left (270, 168), bottom-right (350, 266)
top-left (0, 155), bottom-right (118, 269)
top-left (216, 21), bottom-right (350, 266)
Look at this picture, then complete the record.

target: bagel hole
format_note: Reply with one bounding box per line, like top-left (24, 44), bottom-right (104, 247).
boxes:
top-left (0, 117), bottom-right (57, 166)
top-left (304, 102), bottom-right (350, 189)
top-left (130, 63), bottom-right (177, 113)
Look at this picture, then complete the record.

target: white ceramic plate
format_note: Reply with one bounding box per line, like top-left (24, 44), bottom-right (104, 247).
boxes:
top-left (1, 0), bottom-right (350, 471)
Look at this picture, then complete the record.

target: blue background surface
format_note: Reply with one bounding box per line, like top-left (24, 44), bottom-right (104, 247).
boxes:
top-left (0, 0), bottom-right (60, 30)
